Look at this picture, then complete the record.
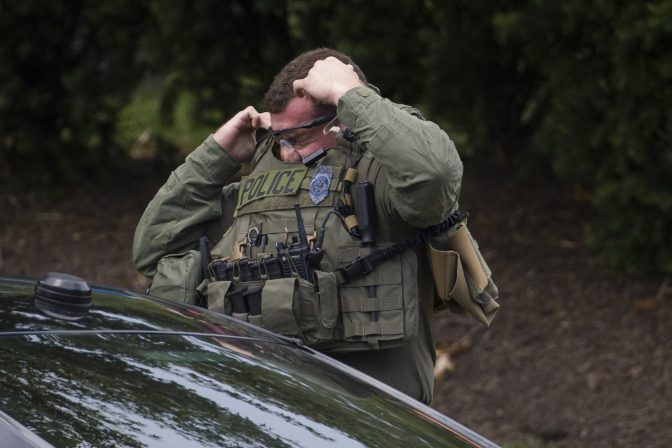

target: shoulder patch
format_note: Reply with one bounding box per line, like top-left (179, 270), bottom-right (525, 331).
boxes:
top-left (237, 167), bottom-right (308, 210)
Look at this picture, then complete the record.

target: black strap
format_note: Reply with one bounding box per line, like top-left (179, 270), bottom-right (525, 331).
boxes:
top-left (335, 211), bottom-right (468, 285)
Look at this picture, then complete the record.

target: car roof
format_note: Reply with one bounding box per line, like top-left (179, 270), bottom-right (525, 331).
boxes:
top-left (0, 275), bottom-right (498, 448)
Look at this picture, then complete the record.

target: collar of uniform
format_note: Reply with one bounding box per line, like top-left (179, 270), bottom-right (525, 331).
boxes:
top-left (335, 131), bottom-right (352, 149)
top-left (251, 133), bottom-right (276, 170)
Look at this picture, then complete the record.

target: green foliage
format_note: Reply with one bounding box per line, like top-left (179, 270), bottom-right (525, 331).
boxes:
top-left (503, 1), bottom-right (672, 274)
top-left (1, 0), bottom-right (671, 273)
top-left (289, 0), bottom-right (433, 104)
top-left (117, 82), bottom-right (213, 153)
top-left (0, 1), bottom-right (150, 191)
top-left (420, 0), bottom-right (672, 273)
top-left (421, 0), bottom-right (542, 160)
top-left (140, 0), bottom-right (294, 127)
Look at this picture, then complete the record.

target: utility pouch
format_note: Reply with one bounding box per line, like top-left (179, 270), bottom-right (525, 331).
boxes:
top-left (149, 250), bottom-right (203, 305)
top-left (206, 275), bottom-right (306, 335)
top-left (428, 224), bottom-right (500, 326)
top-left (329, 243), bottom-right (416, 352)
top-left (255, 255), bottom-right (412, 353)
top-left (261, 278), bottom-right (303, 335)
top-left (207, 280), bottom-right (233, 314)
top-left (204, 256), bottom-right (413, 353)
top-left (297, 271), bottom-right (339, 349)
top-left (217, 271), bottom-right (340, 348)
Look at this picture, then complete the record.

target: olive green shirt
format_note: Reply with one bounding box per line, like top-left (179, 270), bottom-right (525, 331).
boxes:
top-left (133, 85), bottom-right (463, 404)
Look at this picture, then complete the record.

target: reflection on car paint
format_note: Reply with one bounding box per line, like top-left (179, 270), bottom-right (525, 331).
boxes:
top-left (89, 309), bottom-right (166, 330)
top-left (0, 277), bottom-right (498, 447)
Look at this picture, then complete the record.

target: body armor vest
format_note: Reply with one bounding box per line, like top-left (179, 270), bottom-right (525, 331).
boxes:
top-left (206, 139), bottom-right (421, 352)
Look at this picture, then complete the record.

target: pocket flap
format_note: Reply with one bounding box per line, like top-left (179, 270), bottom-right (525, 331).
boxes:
top-left (261, 278), bottom-right (300, 335)
top-left (207, 280), bottom-right (233, 314)
top-left (428, 244), bottom-right (497, 326)
top-left (314, 271), bottom-right (338, 328)
top-left (150, 250), bottom-right (203, 305)
top-left (446, 225), bottom-right (488, 292)
top-left (428, 247), bottom-right (459, 299)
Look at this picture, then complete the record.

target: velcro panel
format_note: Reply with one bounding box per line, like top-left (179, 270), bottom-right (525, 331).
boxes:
top-left (237, 165), bottom-right (343, 216)
top-left (237, 167), bottom-right (308, 209)
top-left (237, 192), bottom-right (340, 216)
top-left (254, 219), bottom-right (316, 235)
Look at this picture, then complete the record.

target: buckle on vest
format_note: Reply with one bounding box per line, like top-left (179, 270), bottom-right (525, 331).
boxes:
top-left (335, 256), bottom-right (374, 285)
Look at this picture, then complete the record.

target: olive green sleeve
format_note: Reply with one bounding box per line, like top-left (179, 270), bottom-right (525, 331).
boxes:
top-left (133, 135), bottom-right (241, 277)
top-left (337, 85), bottom-right (463, 228)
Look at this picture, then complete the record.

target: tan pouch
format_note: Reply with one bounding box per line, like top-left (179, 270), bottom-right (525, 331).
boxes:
top-left (429, 224), bottom-right (500, 326)
top-left (261, 278), bottom-right (301, 336)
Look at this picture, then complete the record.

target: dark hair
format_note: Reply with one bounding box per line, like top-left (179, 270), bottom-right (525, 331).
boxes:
top-left (263, 48), bottom-right (367, 113)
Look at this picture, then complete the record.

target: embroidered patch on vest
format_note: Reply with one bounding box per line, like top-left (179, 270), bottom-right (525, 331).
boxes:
top-left (309, 165), bottom-right (332, 204)
top-left (237, 167), bottom-right (308, 210)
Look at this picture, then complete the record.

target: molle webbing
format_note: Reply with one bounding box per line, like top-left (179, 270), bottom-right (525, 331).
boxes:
top-left (341, 295), bottom-right (402, 312)
top-left (208, 144), bottom-right (423, 352)
top-left (344, 321), bottom-right (404, 338)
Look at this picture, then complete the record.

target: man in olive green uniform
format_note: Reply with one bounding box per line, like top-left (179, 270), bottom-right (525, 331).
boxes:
top-left (133, 48), bottom-right (463, 404)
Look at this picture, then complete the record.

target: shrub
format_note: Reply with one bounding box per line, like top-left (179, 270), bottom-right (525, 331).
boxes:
top-left (0, 1), bottom-right (150, 192)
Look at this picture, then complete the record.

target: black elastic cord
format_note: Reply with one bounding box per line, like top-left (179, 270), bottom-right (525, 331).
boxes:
top-left (336, 211), bottom-right (469, 284)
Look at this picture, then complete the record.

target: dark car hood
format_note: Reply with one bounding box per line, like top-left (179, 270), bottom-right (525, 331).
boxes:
top-left (0, 276), bottom-right (496, 448)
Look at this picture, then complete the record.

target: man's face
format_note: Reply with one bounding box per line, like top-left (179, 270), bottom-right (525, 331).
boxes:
top-left (270, 97), bottom-right (338, 163)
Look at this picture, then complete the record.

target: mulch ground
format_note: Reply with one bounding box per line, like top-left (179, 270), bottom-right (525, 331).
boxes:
top-left (2, 160), bottom-right (670, 447)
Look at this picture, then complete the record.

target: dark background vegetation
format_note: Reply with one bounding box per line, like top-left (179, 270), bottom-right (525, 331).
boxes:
top-left (1, 1), bottom-right (671, 447)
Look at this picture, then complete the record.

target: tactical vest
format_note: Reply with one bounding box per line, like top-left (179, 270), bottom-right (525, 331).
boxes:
top-left (147, 137), bottom-right (500, 351)
top-left (205, 139), bottom-right (422, 352)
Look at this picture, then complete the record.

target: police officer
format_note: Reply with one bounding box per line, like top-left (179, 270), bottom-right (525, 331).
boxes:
top-left (133, 48), bottom-right (463, 404)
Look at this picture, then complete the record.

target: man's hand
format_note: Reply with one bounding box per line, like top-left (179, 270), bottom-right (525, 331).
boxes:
top-left (293, 56), bottom-right (363, 106)
top-left (213, 106), bottom-right (271, 162)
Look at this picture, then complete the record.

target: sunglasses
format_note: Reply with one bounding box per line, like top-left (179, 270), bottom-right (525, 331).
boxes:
top-left (268, 112), bottom-right (337, 149)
